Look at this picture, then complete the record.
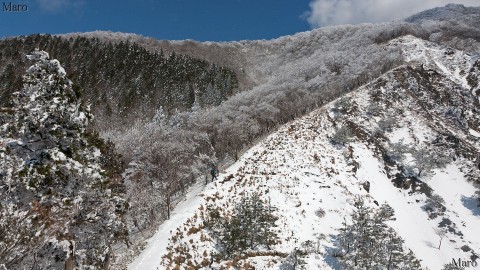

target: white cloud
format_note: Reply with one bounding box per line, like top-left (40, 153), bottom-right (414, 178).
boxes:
top-left (35, 0), bottom-right (84, 13)
top-left (305, 0), bottom-right (480, 28)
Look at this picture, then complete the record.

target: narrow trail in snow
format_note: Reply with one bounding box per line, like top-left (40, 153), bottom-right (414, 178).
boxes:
top-left (128, 181), bottom-right (205, 270)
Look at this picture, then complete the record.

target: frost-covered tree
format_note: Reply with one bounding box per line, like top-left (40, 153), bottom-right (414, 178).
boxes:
top-left (331, 124), bottom-right (355, 146)
top-left (152, 106), bottom-right (169, 126)
top-left (127, 146), bottom-right (174, 225)
top-left (336, 198), bottom-right (422, 269)
top-left (434, 228), bottom-right (447, 250)
top-left (423, 194), bottom-right (446, 217)
top-left (386, 139), bottom-right (410, 162)
top-left (0, 50), bottom-right (126, 269)
top-left (280, 248), bottom-right (307, 270)
top-left (411, 147), bottom-right (451, 178)
top-left (337, 199), bottom-right (376, 269)
top-left (377, 112), bottom-right (398, 133)
top-left (366, 102), bottom-right (383, 117)
top-left (334, 96), bottom-right (353, 112)
top-left (204, 192), bottom-right (279, 258)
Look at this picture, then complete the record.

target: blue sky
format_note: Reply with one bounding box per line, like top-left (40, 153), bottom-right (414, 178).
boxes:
top-left (0, 0), bottom-right (311, 41)
top-left (0, 0), bottom-right (478, 41)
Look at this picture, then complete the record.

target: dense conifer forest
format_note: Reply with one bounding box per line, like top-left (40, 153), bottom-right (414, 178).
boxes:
top-left (0, 34), bottom-right (238, 128)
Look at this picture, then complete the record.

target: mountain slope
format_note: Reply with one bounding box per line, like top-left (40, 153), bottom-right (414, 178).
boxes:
top-left (130, 35), bottom-right (480, 270)
top-left (2, 5), bottom-right (480, 269)
top-left (0, 35), bottom-right (238, 129)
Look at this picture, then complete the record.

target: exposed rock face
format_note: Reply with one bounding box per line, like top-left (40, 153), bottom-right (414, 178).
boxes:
top-left (0, 50), bottom-right (127, 269)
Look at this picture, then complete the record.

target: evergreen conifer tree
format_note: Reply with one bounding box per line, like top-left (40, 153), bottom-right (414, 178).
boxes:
top-left (0, 50), bottom-right (126, 269)
top-left (203, 192), bottom-right (279, 258)
top-left (336, 198), bottom-right (422, 269)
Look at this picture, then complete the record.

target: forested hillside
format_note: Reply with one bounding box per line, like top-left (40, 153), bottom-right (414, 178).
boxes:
top-left (0, 34), bottom-right (238, 128)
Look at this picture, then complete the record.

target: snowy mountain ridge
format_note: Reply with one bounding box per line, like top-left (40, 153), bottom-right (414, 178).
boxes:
top-left (129, 35), bottom-right (480, 270)
top-left (393, 36), bottom-right (476, 95)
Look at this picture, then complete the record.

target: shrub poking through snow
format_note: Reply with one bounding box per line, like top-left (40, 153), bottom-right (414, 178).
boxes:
top-left (331, 125), bottom-right (355, 146)
top-left (423, 194), bottom-right (446, 218)
top-left (204, 192), bottom-right (279, 259)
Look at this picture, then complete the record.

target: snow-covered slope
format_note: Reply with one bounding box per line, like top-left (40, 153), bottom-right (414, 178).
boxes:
top-left (129, 35), bottom-right (480, 269)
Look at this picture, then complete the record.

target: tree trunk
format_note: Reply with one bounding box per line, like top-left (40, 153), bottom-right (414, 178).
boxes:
top-left (103, 252), bottom-right (110, 270)
top-left (166, 195), bottom-right (171, 219)
top-left (387, 253), bottom-right (392, 270)
top-left (64, 240), bottom-right (74, 270)
top-left (65, 258), bottom-right (74, 270)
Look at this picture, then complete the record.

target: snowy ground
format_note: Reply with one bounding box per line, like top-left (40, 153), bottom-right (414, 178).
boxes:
top-left (129, 36), bottom-right (480, 269)
top-left (128, 181), bottom-right (205, 270)
top-left (128, 153), bottom-right (257, 270)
